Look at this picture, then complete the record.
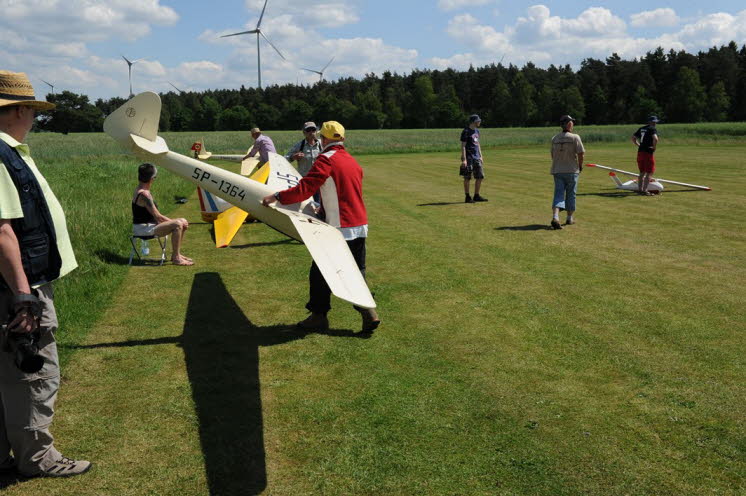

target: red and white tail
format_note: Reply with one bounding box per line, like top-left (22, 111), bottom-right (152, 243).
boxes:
top-left (609, 171), bottom-right (625, 187)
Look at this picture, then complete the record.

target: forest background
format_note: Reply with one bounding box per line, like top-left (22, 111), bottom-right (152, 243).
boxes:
top-left (35, 43), bottom-right (746, 134)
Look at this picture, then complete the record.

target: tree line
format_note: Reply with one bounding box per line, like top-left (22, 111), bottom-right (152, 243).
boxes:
top-left (36, 42), bottom-right (746, 133)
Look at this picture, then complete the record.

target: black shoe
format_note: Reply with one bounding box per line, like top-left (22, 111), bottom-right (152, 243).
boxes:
top-left (473, 194), bottom-right (488, 202)
top-left (465, 194), bottom-right (474, 203)
top-left (551, 219), bottom-right (563, 230)
top-left (297, 313), bottom-right (329, 331)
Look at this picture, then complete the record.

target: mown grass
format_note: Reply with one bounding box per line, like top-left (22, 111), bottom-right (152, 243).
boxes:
top-left (2, 133), bottom-right (743, 494)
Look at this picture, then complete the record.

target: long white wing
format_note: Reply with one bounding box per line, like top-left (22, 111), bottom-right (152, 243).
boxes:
top-left (286, 211), bottom-right (375, 309)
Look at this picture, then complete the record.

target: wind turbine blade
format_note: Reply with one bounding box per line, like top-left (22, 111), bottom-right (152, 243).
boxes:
top-left (40, 79), bottom-right (53, 87)
top-left (168, 81), bottom-right (184, 93)
top-left (301, 68), bottom-right (322, 75)
top-left (260, 32), bottom-right (286, 60)
top-left (221, 29), bottom-right (259, 38)
top-left (321, 56), bottom-right (335, 72)
top-left (122, 55), bottom-right (132, 65)
top-left (131, 58), bottom-right (143, 64)
top-left (256, 0), bottom-right (269, 29)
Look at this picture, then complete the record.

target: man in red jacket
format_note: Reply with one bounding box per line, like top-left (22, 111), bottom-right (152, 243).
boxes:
top-left (262, 121), bottom-right (380, 333)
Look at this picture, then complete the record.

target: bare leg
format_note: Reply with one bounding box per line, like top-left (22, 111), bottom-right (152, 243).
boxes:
top-left (463, 178), bottom-right (470, 195)
top-left (474, 178), bottom-right (483, 196)
top-left (154, 219), bottom-right (192, 265)
top-left (638, 173), bottom-right (644, 193)
top-left (641, 173), bottom-right (651, 193)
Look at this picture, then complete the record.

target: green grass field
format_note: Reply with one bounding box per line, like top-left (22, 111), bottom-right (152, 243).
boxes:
top-left (1, 127), bottom-right (744, 495)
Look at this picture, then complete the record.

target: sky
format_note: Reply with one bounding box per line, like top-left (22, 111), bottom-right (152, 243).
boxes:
top-left (2, 0), bottom-right (745, 101)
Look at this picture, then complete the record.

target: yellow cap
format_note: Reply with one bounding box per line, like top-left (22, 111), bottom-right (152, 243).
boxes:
top-left (320, 121), bottom-right (345, 140)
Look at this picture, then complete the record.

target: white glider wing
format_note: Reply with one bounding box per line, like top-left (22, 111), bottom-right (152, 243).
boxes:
top-left (285, 210), bottom-right (375, 309)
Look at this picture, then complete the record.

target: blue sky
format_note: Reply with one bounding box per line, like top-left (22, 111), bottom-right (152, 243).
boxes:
top-left (2, 0), bottom-right (745, 100)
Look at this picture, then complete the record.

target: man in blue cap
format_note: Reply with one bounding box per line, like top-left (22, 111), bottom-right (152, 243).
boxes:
top-left (632, 116), bottom-right (660, 195)
top-left (460, 114), bottom-right (487, 203)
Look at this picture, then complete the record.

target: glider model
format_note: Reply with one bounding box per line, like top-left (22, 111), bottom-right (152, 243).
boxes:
top-left (191, 140), bottom-right (258, 173)
top-left (198, 153), bottom-right (311, 247)
top-left (104, 92), bottom-right (375, 309)
top-left (585, 163), bottom-right (711, 192)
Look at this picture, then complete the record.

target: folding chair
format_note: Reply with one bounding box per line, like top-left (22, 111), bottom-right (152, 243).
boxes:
top-left (129, 233), bottom-right (168, 265)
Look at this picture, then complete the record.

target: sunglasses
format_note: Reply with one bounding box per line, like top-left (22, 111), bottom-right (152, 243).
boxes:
top-left (304, 128), bottom-right (317, 132)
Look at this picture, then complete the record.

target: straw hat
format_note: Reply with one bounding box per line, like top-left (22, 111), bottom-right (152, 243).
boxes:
top-left (0, 71), bottom-right (55, 110)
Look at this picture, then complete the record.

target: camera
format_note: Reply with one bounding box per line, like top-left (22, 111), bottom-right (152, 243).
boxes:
top-left (2, 325), bottom-right (44, 374)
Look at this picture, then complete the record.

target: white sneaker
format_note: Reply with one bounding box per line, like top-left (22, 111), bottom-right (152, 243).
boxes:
top-left (28, 456), bottom-right (92, 478)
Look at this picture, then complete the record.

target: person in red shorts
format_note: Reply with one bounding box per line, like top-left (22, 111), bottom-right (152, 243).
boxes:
top-left (632, 116), bottom-right (660, 196)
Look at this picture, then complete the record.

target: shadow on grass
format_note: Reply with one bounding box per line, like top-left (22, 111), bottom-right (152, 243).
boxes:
top-left (495, 224), bottom-right (553, 231)
top-left (228, 239), bottom-right (297, 249)
top-left (64, 272), bottom-right (367, 495)
top-left (417, 201), bottom-right (467, 207)
top-left (578, 189), bottom-right (702, 198)
top-left (95, 249), bottom-right (132, 266)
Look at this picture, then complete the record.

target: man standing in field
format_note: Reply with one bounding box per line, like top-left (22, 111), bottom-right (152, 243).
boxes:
top-left (285, 121), bottom-right (322, 177)
top-left (242, 127), bottom-right (276, 164)
top-left (550, 115), bottom-right (585, 229)
top-left (0, 71), bottom-right (91, 477)
top-left (632, 116), bottom-right (660, 195)
top-left (460, 114), bottom-right (488, 203)
top-left (261, 121), bottom-right (380, 333)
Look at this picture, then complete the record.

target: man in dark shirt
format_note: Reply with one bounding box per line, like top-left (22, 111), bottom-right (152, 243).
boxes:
top-left (460, 114), bottom-right (487, 203)
top-left (632, 116), bottom-right (660, 195)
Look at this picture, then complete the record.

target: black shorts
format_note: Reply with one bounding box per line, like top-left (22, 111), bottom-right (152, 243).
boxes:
top-left (460, 158), bottom-right (484, 180)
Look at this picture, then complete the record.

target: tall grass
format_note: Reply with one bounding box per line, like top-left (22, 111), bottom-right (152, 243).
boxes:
top-left (159, 121), bottom-right (746, 157)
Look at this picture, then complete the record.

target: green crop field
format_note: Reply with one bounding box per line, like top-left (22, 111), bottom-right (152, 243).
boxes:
top-left (1, 126), bottom-right (744, 495)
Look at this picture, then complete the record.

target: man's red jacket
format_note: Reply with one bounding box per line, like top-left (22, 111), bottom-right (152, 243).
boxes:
top-left (278, 144), bottom-right (368, 228)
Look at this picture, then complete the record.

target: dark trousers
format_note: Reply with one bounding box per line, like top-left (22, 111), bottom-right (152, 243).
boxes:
top-left (306, 237), bottom-right (366, 314)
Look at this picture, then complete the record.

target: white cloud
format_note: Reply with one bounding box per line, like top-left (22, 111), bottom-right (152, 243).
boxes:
top-left (1, 0), bottom-right (178, 43)
top-left (441, 5), bottom-right (744, 70)
top-left (243, 0), bottom-right (359, 27)
top-left (438, 0), bottom-right (492, 12)
top-left (630, 8), bottom-right (680, 28)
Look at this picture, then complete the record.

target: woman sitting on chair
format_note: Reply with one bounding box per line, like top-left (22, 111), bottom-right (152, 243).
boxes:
top-left (132, 163), bottom-right (194, 266)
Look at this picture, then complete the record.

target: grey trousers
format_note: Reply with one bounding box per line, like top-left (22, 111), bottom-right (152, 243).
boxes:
top-left (0, 283), bottom-right (62, 475)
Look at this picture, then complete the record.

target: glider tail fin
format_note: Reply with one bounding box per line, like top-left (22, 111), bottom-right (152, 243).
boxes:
top-left (609, 171), bottom-right (624, 187)
top-left (103, 92), bottom-right (162, 146)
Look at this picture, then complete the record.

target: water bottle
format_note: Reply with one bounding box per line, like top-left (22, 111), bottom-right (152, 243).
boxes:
top-left (140, 239), bottom-right (150, 256)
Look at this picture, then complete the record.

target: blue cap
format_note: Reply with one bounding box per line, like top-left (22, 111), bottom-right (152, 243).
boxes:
top-left (469, 114), bottom-right (481, 124)
top-left (647, 115), bottom-right (660, 123)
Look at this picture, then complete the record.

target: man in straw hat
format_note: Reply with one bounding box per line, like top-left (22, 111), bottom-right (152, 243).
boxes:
top-left (0, 71), bottom-right (91, 477)
top-left (262, 121), bottom-right (380, 333)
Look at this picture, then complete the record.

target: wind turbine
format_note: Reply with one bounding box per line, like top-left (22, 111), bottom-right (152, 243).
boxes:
top-left (220, 0), bottom-right (286, 89)
top-left (302, 57), bottom-right (335, 82)
top-left (40, 79), bottom-right (55, 96)
top-left (122, 55), bottom-right (143, 97)
top-left (168, 81), bottom-right (185, 94)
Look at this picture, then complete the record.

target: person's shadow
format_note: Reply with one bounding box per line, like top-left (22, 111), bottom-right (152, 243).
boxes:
top-left (63, 272), bottom-right (367, 495)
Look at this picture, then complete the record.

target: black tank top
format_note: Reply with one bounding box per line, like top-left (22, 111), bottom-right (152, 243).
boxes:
top-left (132, 193), bottom-right (156, 224)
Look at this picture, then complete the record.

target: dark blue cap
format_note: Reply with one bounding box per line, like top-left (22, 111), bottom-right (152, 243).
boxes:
top-left (647, 115), bottom-right (660, 123)
top-left (469, 114), bottom-right (481, 124)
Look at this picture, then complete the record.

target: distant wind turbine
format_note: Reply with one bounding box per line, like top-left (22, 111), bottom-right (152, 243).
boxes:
top-left (168, 81), bottom-right (185, 94)
top-left (219, 0), bottom-right (286, 89)
top-left (40, 79), bottom-right (55, 96)
top-left (302, 57), bottom-right (335, 82)
top-left (122, 55), bottom-right (143, 97)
